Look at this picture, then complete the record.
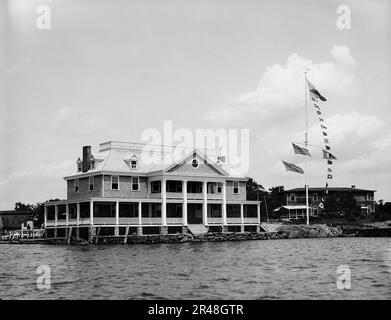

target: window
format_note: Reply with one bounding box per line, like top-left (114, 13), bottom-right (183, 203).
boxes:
top-left (91, 160), bottom-right (95, 170)
top-left (151, 181), bottom-right (161, 193)
top-left (290, 194), bottom-right (295, 201)
top-left (217, 183), bottom-right (222, 193)
top-left (192, 159), bottom-right (199, 168)
top-left (313, 193), bottom-right (318, 201)
top-left (132, 177), bottom-right (139, 191)
top-left (131, 160), bottom-right (137, 169)
top-left (167, 181), bottom-right (182, 193)
top-left (74, 179), bottom-right (79, 193)
top-left (111, 176), bottom-right (119, 190)
top-left (89, 176), bottom-right (94, 191)
top-left (233, 181), bottom-right (239, 194)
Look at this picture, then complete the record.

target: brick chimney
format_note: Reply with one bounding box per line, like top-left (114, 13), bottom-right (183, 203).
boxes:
top-left (82, 146), bottom-right (91, 172)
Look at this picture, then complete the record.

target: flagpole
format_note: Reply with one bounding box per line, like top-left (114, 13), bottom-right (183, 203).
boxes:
top-left (304, 67), bottom-right (309, 225)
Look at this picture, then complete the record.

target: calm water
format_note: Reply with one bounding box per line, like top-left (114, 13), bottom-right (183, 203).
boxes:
top-left (0, 238), bottom-right (390, 299)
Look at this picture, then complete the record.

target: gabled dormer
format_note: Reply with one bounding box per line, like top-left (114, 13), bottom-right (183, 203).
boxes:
top-left (125, 154), bottom-right (138, 170)
top-left (76, 158), bottom-right (82, 172)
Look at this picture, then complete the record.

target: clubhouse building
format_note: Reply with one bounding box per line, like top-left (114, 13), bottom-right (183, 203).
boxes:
top-left (44, 141), bottom-right (261, 240)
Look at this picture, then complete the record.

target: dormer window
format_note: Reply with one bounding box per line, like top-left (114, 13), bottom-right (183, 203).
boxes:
top-left (90, 156), bottom-right (95, 170)
top-left (76, 158), bottom-right (82, 172)
top-left (127, 154), bottom-right (138, 170)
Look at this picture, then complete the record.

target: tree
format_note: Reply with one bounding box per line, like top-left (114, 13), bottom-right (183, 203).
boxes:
top-left (246, 178), bottom-right (266, 200)
top-left (14, 202), bottom-right (34, 212)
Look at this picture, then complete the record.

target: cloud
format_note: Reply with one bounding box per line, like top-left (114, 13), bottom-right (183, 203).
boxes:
top-left (208, 45), bottom-right (357, 128)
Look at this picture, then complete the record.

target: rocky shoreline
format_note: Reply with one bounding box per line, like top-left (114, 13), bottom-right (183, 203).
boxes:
top-left (40, 223), bottom-right (391, 245)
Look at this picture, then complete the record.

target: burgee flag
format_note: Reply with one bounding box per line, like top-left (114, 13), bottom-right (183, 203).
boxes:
top-left (292, 143), bottom-right (311, 157)
top-left (282, 161), bottom-right (304, 174)
top-left (322, 149), bottom-right (337, 160)
top-left (307, 79), bottom-right (327, 101)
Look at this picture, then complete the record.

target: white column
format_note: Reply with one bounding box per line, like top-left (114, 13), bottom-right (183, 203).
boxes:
top-left (65, 203), bottom-right (69, 226)
top-left (257, 203), bottom-right (261, 225)
top-left (138, 202), bottom-right (142, 225)
top-left (116, 201), bottom-right (119, 225)
top-left (203, 180), bottom-right (208, 226)
top-left (240, 203), bottom-right (244, 225)
top-left (161, 178), bottom-right (167, 226)
top-left (222, 181), bottom-right (227, 225)
top-left (76, 202), bottom-right (80, 225)
top-left (54, 205), bottom-right (58, 227)
top-left (183, 180), bottom-right (188, 226)
top-left (90, 200), bottom-right (94, 225)
top-left (44, 205), bottom-right (47, 227)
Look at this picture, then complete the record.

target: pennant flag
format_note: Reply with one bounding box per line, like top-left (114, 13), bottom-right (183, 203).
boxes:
top-left (321, 125), bottom-right (327, 130)
top-left (319, 118), bottom-right (324, 122)
top-left (314, 104), bottom-right (320, 110)
top-left (328, 168), bottom-right (332, 173)
top-left (322, 131), bottom-right (328, 136)
top-left (292, 143), bottom-right (311, 157)
top-left (327, 174), bottom-right (333, 179)
top-left (324, 138), bottom-right (329, 144)
top-left (217, 156), bottom-right (226, 163)
top-left (325, 145), bottom-right (331, 150)
top-left (316, 110), bottom-right (322, 115)
top-left (323, 149), bottom-right (337, 160)
top-left (307, 79), bottom-right (327, 101)
top-left (327, 160), bottom-right (333, 165)
top-left (311, 96), bottom-right (319, 102)
top-left (282, 161), bottom-right (304, 174)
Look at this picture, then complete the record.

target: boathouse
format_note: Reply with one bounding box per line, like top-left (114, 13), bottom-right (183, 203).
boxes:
top-left (44, 142), bottom-right (261, 240)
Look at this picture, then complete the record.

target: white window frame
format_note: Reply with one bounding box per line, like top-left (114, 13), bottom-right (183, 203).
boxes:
top-left (111, 175), bottom-right (119, 190)
top-left (131, 177), bottom-right (139, 191)
top-left (77, 162), bottom-right (82, 172)
top-left (191, 159), bottom-right (199, 169)
top-left (131, 160), bottom-right (137, 169)
top-left (74, 179), bottom-right (79, 193)
top-left (151, 181), bottom-right (161, 193)
top-left (89, 176), bottom-right (94, 191)
top-left (217, 183), bottom-right (222, 194)
top-left (233, 181), bottom-right (240, 194)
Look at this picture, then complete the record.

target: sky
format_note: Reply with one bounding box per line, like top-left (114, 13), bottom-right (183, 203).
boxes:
top-left (0, 0), bottom-right (390, 209)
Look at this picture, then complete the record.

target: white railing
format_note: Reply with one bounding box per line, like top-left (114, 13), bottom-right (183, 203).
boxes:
top-left (227, 217), bottom-right (241, 224)
top-left (167, 217), bottom-right (183, 224)
top-left (187, 193), bottom-right (203, 200)
top-left (208, 217), bottom-right (223, 224)
top-left (243, 217), bottom-right (259, 224)
top-left (166, 192), bottom-right (183, 199)
top-left (45, 221), bottom-right (55, 227)
top-left (119, 217), bottom-right (139, 225)
top-left (93, 217), bottom-right (116, 225)
top-left (142, 217), bottom-right (162, 225)
top-left (68, 219), bottom-right (78, 225)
